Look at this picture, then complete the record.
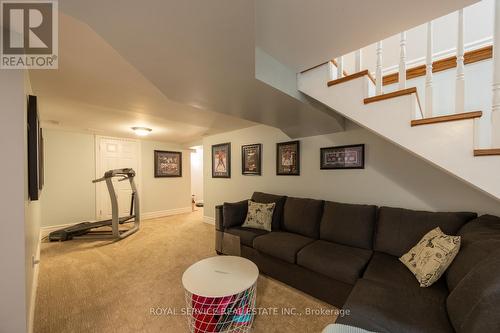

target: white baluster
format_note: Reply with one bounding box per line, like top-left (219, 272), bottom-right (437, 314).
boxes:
top-left (399, 32), bottom-right (407, 90)
top-left (455, 9), bottom-right (465, 114)
top-left (327, 61), bottom-right (335, 81)
top-left (337, 56), bottom-right (344, 79)
top-left (376, 41), bottom-right (383, 95)
top-left (355, 50), bottom-right (362, 72)
top-left (492, 0), bottom-right (500, 147)
top-left (425, 22), bottom-right (433, 118)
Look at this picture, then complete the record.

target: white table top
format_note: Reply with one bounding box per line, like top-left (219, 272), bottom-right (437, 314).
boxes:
top-left (182, 256), bottom-right (259, 297)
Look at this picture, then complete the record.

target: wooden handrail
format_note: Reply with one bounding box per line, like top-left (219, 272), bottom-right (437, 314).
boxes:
top-left (383, 45), bottom-right (492, 86)
top-left (411, 111), bottom-right (482, 127)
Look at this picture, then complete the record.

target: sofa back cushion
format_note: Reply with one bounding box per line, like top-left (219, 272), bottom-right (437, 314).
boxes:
top-left (282, 197), bottom-right (324, 238)
top-left (251, 192), bottom-right (287, 231)
top-left (374, 206), bottom-right (476, 257)
top-left (222, 200), bottom-right (248, 228)
top-left (446, 250), bottom-right (500, 333)
top-left (320, 201), bottom-right (377, 249)
top-left (446, 214), bottom-right (500, 291)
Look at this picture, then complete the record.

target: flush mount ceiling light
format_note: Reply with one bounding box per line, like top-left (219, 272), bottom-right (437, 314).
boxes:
top-left (131, 126), bottom-right (152, 136)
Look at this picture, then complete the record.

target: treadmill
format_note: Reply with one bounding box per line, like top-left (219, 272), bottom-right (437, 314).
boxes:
top-left (49, 168), bottom-right (141, 241)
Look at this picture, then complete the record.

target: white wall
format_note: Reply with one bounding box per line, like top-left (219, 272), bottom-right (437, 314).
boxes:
top-left (41, 129), bottom-right (192, 227)
top-left (41, 130), bottom-right (96, 227)
top-left (141, 140), bottom-right (192, 214)
top-left (0, 70), bottom-right (40, 332)
top-left (191, 148), bottom-right (204, 203)
top-left (203, 123), bottom-right (500, 220)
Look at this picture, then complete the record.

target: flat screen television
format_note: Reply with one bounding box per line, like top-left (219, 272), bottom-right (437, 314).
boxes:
top-left (27, 95), bottom-right (43, 200)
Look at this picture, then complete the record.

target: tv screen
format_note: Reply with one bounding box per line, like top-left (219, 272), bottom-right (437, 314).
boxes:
top-left (27, 95), bottom-right (43, 200)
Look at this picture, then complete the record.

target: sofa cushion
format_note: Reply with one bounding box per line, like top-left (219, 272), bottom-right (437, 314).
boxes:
top-left (253, 231), bottom-right (314, 264)
top-left (337, 279), bottom-right (454, 333)
top-left (446, 239), bottom-right (500, 291)
top-left (224, 227), bottom-right (268, 247)
top-left (374, 206), bottom-right (476, 257)
top-left (363, 252), bottom-right (448, 302)
top-left (458, 214), bottom-right (500, 244)
top-left (222, 200), bottom-right (248, 228)
top-left (297, 240), bottom-right (372, 284)
top-left (251, 192), bottom-right (287, 230)
top-left (447, 251), bottom-right (500, 333)
top-left (320, 201), bottom-right (377, 249)
top-left (282, 197), bottom-right (324, 238)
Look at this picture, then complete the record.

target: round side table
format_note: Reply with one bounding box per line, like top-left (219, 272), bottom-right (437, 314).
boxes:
top-left (182, 256), bottom-right (259, 333)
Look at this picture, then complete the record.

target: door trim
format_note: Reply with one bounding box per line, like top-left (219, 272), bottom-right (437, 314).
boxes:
top-left (94, 135), bottom-right (142, 221)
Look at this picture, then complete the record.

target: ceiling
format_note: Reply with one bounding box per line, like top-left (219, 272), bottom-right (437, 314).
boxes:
top-left (29, 0), bottom-right (477, 145)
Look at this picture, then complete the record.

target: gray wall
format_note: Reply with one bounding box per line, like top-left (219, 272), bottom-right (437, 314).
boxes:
top-left (41, 129), bottom-right (192, 227)
top-left (203, 123), bottom-right (500, 219)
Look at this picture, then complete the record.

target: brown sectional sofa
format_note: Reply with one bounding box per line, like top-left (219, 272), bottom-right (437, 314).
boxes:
top-left (215, 192), bottom-right (500, 333)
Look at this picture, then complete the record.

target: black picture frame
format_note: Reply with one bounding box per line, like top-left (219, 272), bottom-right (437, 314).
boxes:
top-left (27, 95), bottom-right (41, 200)
top-left (242, 144), bottom-right (262, 176)
top-left (320, 144), bottom-right (365, 170)
top-left (154, 150), bottom-right (182, 177)
top-left (276, 140), bottom-right (300, 176)
top-left (212, 142), bottom-right (231, 178)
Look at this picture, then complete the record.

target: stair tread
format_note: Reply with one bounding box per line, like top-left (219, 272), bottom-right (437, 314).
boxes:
top-left (474, 148), bottom-right (500, 156)
top-left (364, 87), bottom-right (417, 104)
top-left (411, 111), bottom-right (482, 127)
top-left (327, 70), bottom-right (370, 86)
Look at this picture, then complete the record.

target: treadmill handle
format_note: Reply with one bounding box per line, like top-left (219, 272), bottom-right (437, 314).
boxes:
top-left (92, 177), bottom-right (106, 183)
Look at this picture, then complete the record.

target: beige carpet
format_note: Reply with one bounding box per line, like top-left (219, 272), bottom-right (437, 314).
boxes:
top-left (34, 210), bottom-right (338, 332)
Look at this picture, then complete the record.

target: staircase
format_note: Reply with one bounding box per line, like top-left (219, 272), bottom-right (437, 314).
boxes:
top-left (299, 61), bottom-right (500, 200)
top-left (297, 0), bottom-right (500, 200)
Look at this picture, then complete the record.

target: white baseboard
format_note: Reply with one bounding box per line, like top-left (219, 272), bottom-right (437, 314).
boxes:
top-left (28, 230), bottom-right (42, 333)
top-left (141, 207), bottom-right (192, 220)
top-left (40, 207), bottom-right (193, 238)
top-left (203, 216), bottom-right (215, 225)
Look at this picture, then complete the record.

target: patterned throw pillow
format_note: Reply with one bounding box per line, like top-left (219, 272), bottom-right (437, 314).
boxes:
top-left (241, 200), bottom-right (275, 232)
top-left (400, 227), bottom-right (461, 287)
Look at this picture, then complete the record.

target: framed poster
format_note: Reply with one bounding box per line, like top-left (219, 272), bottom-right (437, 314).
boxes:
top-left (320, 144), bottom-right (365, 170)
top-left (212, 143), bottom-right (231, 178)
top-left (27, 95), bottom-right (41, 200)
top-left (276, 140), bottom-right (300, 176)
top-left (154, 150), bottom-right (182, 177)
top-left (242, 144), bottom-right (262, 175)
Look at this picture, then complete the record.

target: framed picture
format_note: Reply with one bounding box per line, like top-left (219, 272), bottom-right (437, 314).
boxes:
top-left (320, 144), bottom-right (365, 170)
top-left (212, 143), bottom-right (231, 178)
top-left (242, 144), bottom-right (262, 175)
top-left (154, 150), bottom-right (182, 177)
top-left (276, 140), bottom-right (300, 176)
top-left (27, 95), bottom-right (41, 200)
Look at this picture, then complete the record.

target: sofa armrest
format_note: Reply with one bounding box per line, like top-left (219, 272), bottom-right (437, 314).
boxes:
top-left (215, 205), bottom-right (224, 231)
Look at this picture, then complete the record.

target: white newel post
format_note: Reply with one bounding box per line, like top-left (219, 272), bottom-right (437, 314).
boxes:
top-left (492, 0), bottom-right (500, 146)
top-left (355, 50), bottom-right (362, 72)
top-left (455, 9), bottom-right (465, 114)
top-left (337, 56), bottom-right (344, 79)
top-left (399, 32), bottom-right (407, 89)
top-left (425, 22), bottom-right (433, 118)
top-left (376, 41), bottom-right (383, 95)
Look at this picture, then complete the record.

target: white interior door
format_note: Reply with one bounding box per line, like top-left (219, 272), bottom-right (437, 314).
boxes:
top-left (96, 137), bottom-right (140, 221)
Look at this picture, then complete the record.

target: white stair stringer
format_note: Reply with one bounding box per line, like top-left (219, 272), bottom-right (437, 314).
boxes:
top-left (298, 63), bottom-right (500, 201)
